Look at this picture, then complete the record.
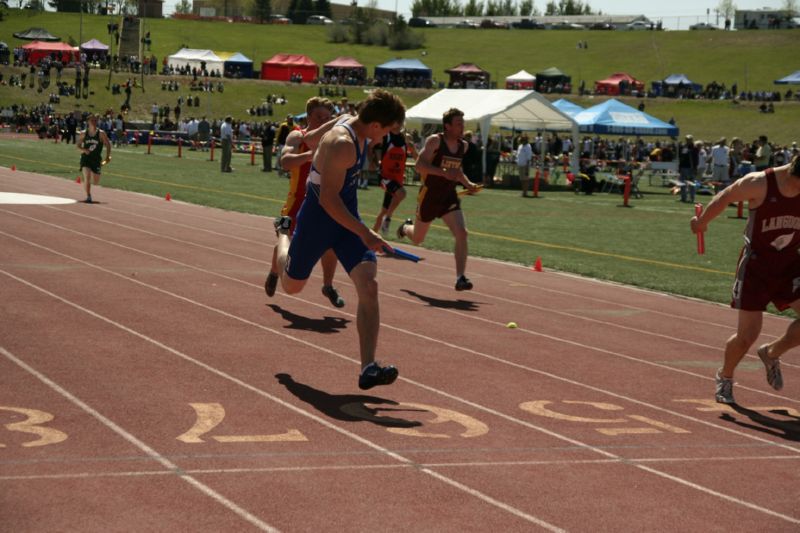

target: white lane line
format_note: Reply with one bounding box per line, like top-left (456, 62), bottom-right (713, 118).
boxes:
top-left (0, 178), bottom-right (789, 336)
top-left (32, 203), bottom-right (794, 366)
top-left (0, 345), bottom-right (280, 533)
top-left (1, 242), bottom-right (798, 525)
top-left (4, 454), bottom-right (800, 482)
top-left (0, 271), bottom-right (564, 533)
top-left (3, 209), bottom-right (799, 407)
top-left (42, 200), bottom-right (779, 355)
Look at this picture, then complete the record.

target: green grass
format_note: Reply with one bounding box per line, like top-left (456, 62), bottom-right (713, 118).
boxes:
top-left (2, 9), bottom-right (799, 144)
top-left (0, 135), bottom-right (759, 309)
top-left (2, 9), bottom-right (797, 314)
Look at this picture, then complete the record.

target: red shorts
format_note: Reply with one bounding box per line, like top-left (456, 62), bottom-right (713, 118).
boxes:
top-left (416, 183), bottom-right (460, 223)
top-left (731, 248), bottom-right (800, 311)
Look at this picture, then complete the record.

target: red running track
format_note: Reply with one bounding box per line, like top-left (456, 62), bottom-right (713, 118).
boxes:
top-left (1, 168), bottom-right (799, 531)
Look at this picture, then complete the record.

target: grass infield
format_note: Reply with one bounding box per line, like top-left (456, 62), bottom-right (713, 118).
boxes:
top-left (3, 135), bottom-right (780, 313)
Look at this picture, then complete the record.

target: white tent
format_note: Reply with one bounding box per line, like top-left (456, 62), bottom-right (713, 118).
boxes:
top-left (167, 48), bottom-right (224, 73)
top-left (405, 89), bottom-right (579, 172)
top-left (505, 69), bottom-right (536, 89)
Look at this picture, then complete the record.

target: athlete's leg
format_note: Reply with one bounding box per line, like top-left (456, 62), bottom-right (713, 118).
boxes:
top-left (373, 207), bottom-right (389, 233)
top-left (721, 309), bottom-right (763, 379)
top-left (761, 299), bottom-right (800, 359)
top-left (441, 209), bottom-right (469, 278)
top-left (402, 215), bottom-right (431, 245)
top-left (81, 167), bottom-right (92, 200)
top-left (320, 248), bottom-right (338, 286)
top-left (349, 260), bottom-right (380, 368)
top-left (385, 186), bottom-right (407, 219)
top-left (276, 233), bottom-right (307, 294)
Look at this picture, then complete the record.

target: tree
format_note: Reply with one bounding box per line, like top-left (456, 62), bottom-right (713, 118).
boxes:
top-left (175, 0), bottom-right (191, 14)
top-left (546, 0), bottom-right (592, 15)
top-left (519, 0), bottom-right (535, 16)
top-left (717, 0), bottom-right (736, 20)
top-left (484, 0), bottom-right (500, 15)
top-left (314, 0), bottom-right (331, 17)
top-left (251, 0), bottom-right (271, 22)
top-left (463, 0), bottom-right (482, 16)
top-left (410, 0), bottom-right (462, 17)
top-left (782, 0), bottom-right (798, 17)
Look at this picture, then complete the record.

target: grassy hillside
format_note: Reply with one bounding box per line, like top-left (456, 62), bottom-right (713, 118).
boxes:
top-left (1, 9), bottom-right (799, 144)
top-left (3, 10), bottom-right (798, 88)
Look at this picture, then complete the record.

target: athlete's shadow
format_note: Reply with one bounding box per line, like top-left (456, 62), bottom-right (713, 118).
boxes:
top-left (275, 373), bottom-right (422, 428)
top-left (267, 304), bottom-right (349, 334)
top-left (400, 289), bottom-right (481, 311)
top-left (719, 405), bottom-right (800, 442)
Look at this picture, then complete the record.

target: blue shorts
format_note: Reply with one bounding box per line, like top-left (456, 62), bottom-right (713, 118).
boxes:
top-left (286, 198), bottom-right (376, 280)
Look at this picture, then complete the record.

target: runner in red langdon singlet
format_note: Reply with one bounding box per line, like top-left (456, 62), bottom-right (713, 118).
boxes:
top-left (691, 156), bottom-right (800, 404)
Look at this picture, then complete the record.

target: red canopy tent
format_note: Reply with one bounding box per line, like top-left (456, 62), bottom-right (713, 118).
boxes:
top-left (21, 41), bottom-right (78, 65)
top-left (445, 63), bottom-right (490, 88)
top-left (323, 56), bottom-right (366, 81)
top-left (594, 72), bottom-right (644, 96)
top-left (261, 54), bottom-right (318, 83)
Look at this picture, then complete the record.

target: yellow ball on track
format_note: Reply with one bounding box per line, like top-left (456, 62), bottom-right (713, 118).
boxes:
top-left (506, 322), bottom-right (518, 329)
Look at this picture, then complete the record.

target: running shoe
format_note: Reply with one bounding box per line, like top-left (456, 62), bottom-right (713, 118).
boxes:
top-left (264, 272), bottom-right (278, 297)
top-left (455, 275), bottom-right (474, 291)
top-left (757, 345), bottom-right (783, 390)
top-left (358, 362), bottom-right (399, 390)
top-left (397, 218), bottom-right (412, 239)
top-left (380, 217), bottom-right (391, 236)
top-left (84, 195), bottom-right (93, 204)
top-left (274, 215), bottom-right (292, 236)
top-left (322, 285), bottom-right (345, 308)
top-left (715, 370), bottom-right (735, 404)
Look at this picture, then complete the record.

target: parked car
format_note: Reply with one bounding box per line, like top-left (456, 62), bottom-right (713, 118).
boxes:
top-left (268, 14), bottom-right (291, 24)
top-left (551, 21), bottom-right (586, 30)
top-left (306, 15), bottom-right (334, 25)
top-left (689, 22), bottom-right (717, 30)
top-left (408, 17), bottom-right (436, 27)
top-left (480, 19), bottom-right (509, 29)
top-left (589, 22), bottom-right (614, 30)
top-left (512, 19), bottom-right (545, 29)
top-left (625, 20), bottom-right (650, 30)
top-left (456, 19), bottom-right (480, 28)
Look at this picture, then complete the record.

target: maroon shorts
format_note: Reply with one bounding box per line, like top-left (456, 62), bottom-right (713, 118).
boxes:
top-left (416, 183), bottom-right (460, 223)
top-left (731, 249), bottom-right (800, 311)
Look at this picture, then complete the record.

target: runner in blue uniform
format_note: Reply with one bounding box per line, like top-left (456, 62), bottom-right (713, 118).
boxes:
top-left (273, 89), bottom-right (407, 390)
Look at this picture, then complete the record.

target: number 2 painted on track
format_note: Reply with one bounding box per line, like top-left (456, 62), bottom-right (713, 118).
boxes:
top-left (176, 403), bottom-right (308, 443)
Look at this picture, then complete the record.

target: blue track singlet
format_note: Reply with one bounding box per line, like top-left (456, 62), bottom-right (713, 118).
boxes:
top-left (285, 122), bottom-right (376, 280)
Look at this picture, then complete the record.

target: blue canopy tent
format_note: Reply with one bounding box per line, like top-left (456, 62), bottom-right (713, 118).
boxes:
top-left (652, 73), bottom-right (702, 97)
top-left (573, 99), bottom-right (678, 136)
top-left (219, 52), bottom-right (254, 79)
top-left (552, 98), bottom-right (584, 117)
top-left (374, 58), bottom-right (432, 88)
top-left (774, 70), bottom-right (800, 84)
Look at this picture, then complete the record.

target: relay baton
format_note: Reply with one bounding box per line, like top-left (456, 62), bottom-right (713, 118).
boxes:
top-left (383, 245), bottom-right (420, 262)
top-left (457, 184), bottom-right (484, 197)
top-left (694, 203), bottom-right (705, 255)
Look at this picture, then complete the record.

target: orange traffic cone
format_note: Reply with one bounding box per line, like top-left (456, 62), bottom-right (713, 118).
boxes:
top-left (165, 192), bottom-right (172, 201)
top-left (76, 176), bottom-right (81, 183)
top-left (11, 165), bottom-right (16, 171)
top-left (533, 257), bottom-right (543, 272)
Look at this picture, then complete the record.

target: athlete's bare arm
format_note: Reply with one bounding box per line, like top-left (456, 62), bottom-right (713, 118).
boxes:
top-left (405, 132), bottom-right (419, 160)
top-left (99, 131), bottom-right (112, 163)
top-left (279, 130), bottom-right (312, 170)
top-left (414, 135), bottom-right (476, 189)
top-left (302, 114), bottom-right (349, 150)
top-left (692, 172), bottom-right (767, 234)
top-left (315, 130), bottom-right (389, 253)
top-left (77, 132), bottom-right (88, 155)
